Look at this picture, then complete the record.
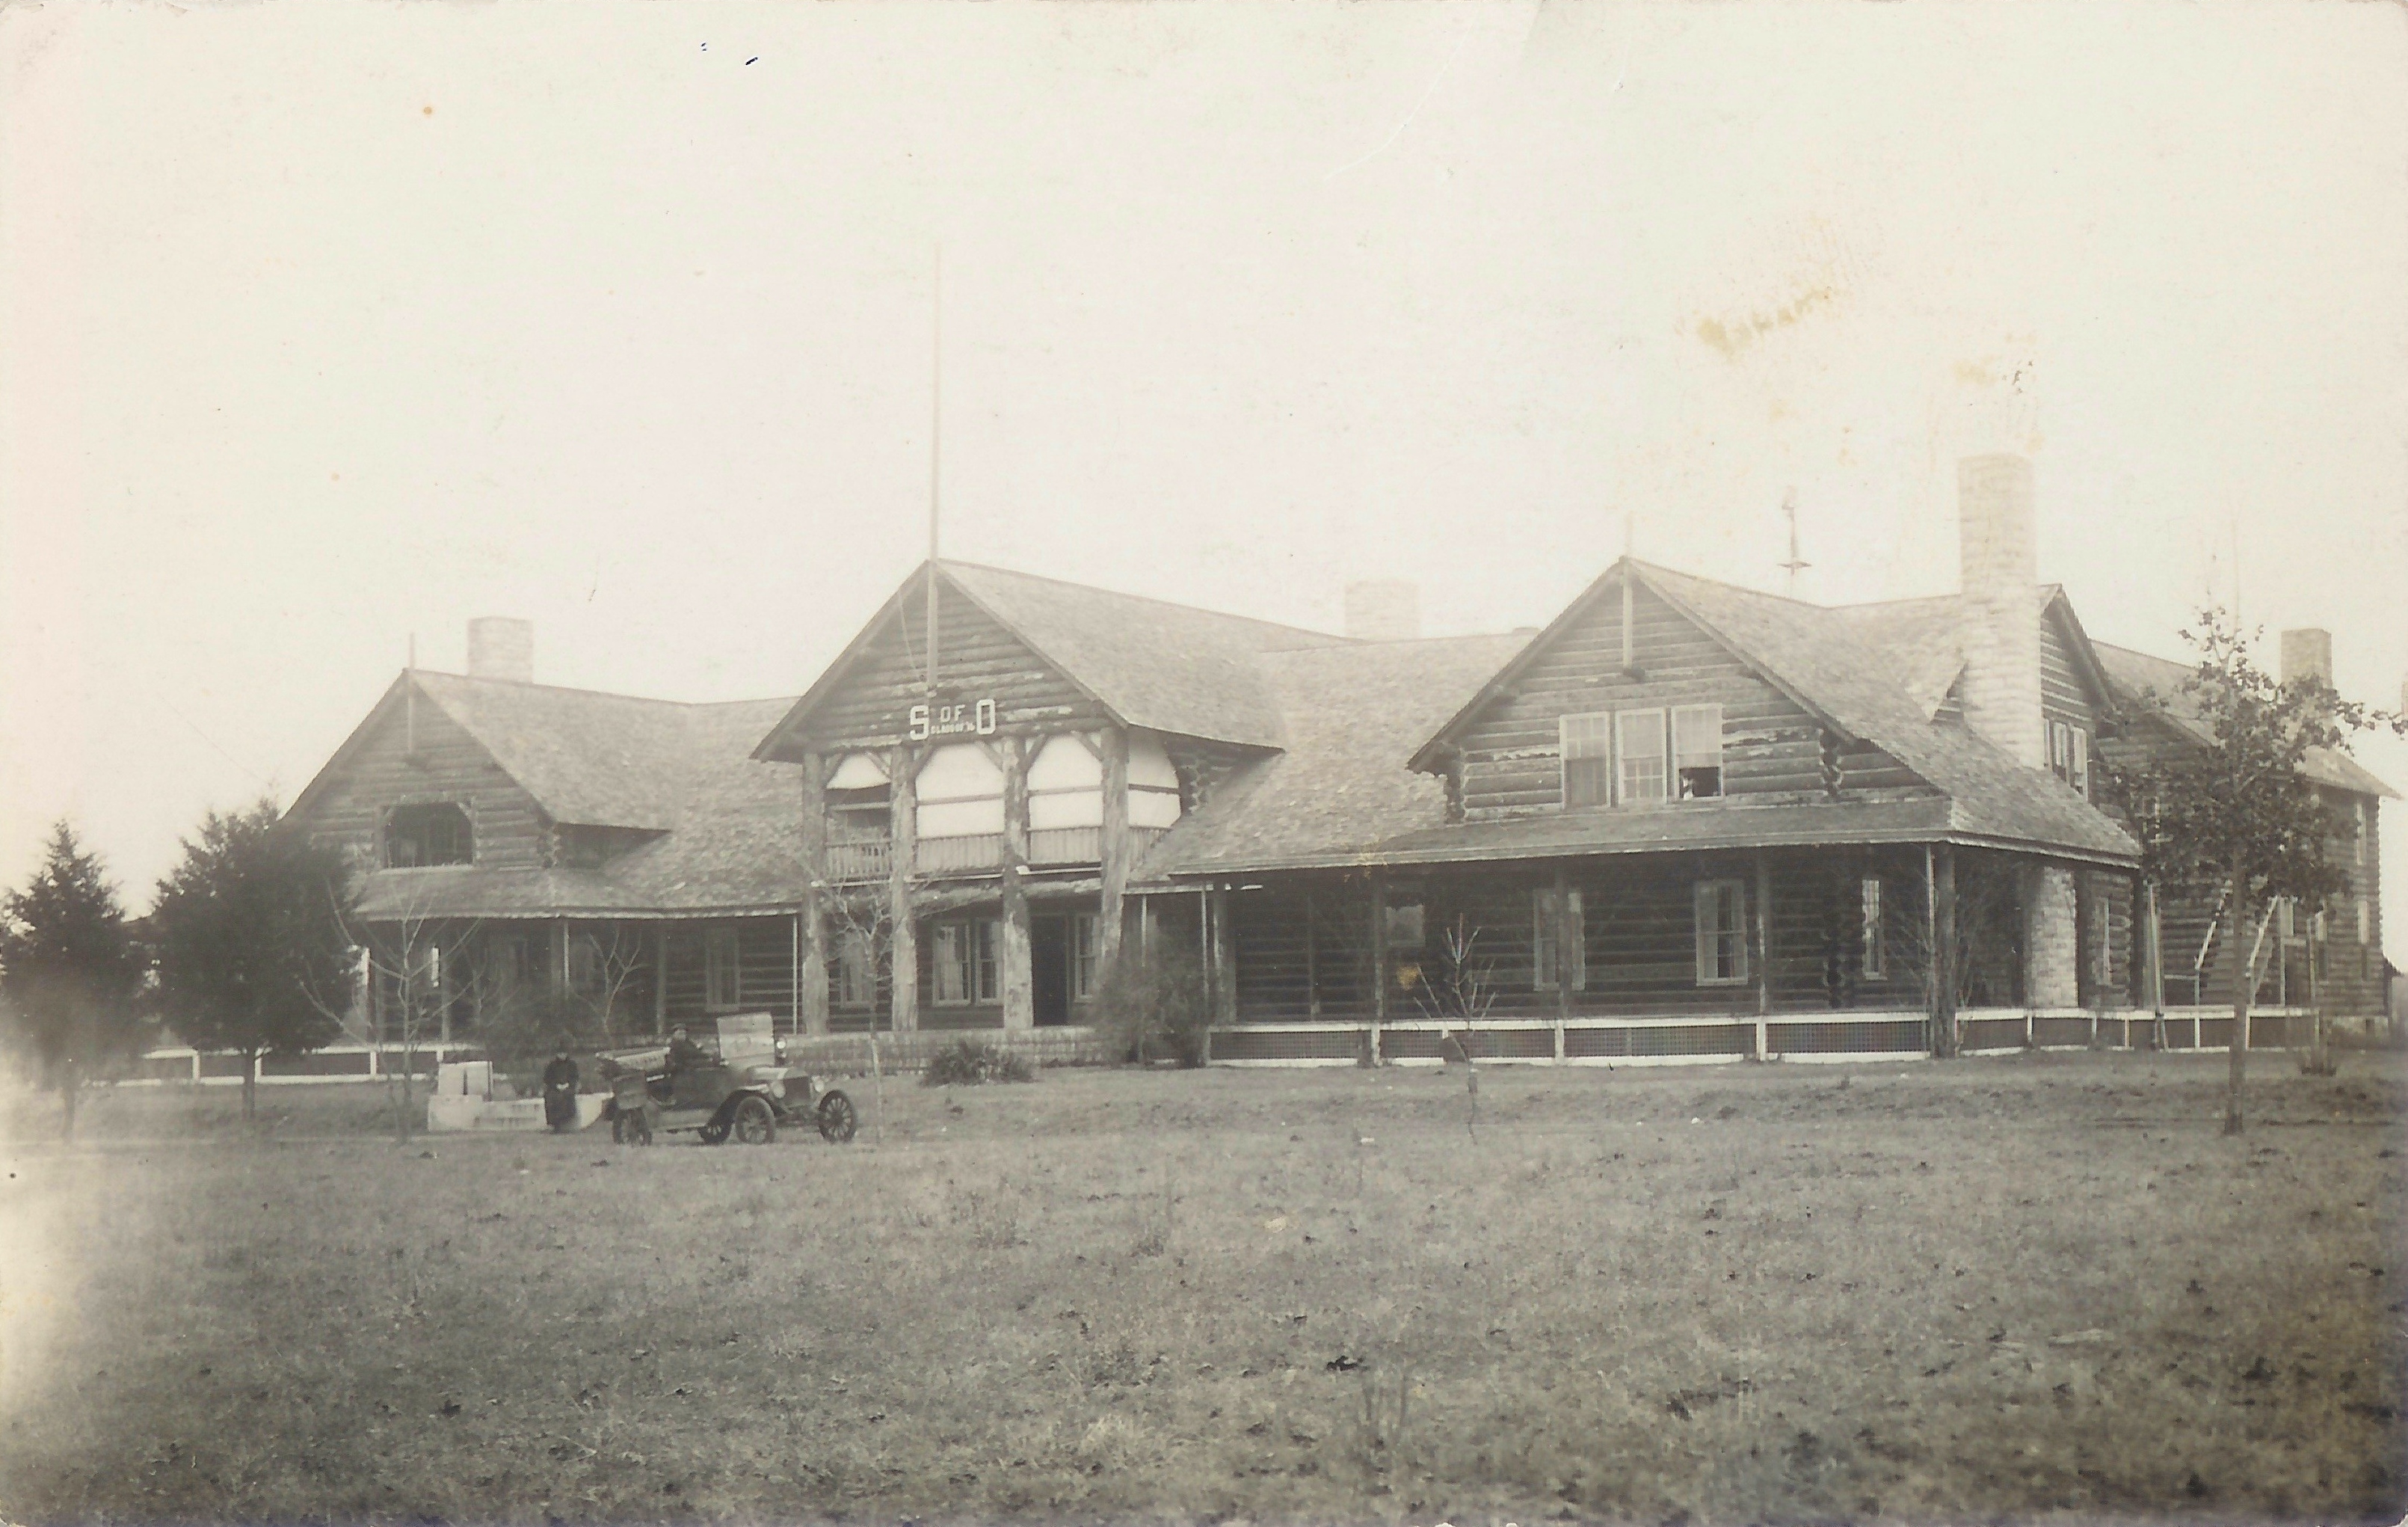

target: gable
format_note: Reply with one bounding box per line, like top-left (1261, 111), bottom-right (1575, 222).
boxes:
top-left (766, 572), bottom-right (1111, 756)
top-left (2039, 592), bottom-right (2115, 734)
top-left (1434, 576), bottom-right (1918, 819)
top-left (286, 682), bottom-right (549, 872)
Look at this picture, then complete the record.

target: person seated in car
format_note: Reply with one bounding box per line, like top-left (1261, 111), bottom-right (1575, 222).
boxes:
top-left (665, 1024), bottom-right (712, 1075)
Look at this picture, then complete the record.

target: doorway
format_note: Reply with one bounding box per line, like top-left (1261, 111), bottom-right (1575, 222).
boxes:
top-left (1032, 916), bottom-right (1071, 1026)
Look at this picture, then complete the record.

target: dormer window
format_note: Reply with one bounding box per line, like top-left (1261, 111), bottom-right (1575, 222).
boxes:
top-left (1561, 704), bottom-right (1723, 808)
top-left (385, 802), bottom-right (472, 867)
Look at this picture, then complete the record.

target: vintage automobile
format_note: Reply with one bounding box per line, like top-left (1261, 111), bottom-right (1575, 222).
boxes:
top-left (600, 1013), bottom-right (857, 1146)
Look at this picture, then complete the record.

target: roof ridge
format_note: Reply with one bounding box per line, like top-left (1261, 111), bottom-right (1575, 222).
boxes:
top-left (940, 558), bottom-right (1349, 644)
top-left (1629, 557), bottom-right (1836, 611)
top-left (413, 669), bottom-right (796, 710)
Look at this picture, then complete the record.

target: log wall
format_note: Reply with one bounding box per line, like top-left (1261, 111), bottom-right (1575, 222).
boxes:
top-left (295, 689), bottom-right (549, 870)
top-left (1451, 580), bottom-right (1928, 819)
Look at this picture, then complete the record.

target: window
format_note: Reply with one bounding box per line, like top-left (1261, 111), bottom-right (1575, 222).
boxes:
top-left (1860, 878), bottom-right (1885, 980)
top-left (385, 802), bottom-right (472, 867)
top-left (567, 930), bottom-right (602, 998)
top-left (704, 925), bottom-right (741, 1011)
top-left (2355, 802), bottom-right (2369, 867)
top-left (1673, 704), bottom-right (1724, 799)
top-left (1562, 714), bottom-right (1612, 808)
top-left (934, 918), bottom-right (999, 1006)
top-left (1531, 886), bottom-right (1585, 991)
top-left (1693, 879), bottom-right (1748, 985)
top-left (1616, 709), bottom-right (1669, 803)
top-left (2359, 896), bottom-right (2372, 945)
top-left (1071, 913), bottom-right (1098, 1000)
top-left (2047, 722), bottom-right (2090, 798)
top-left (833, 927), bottom-right (875, 1010)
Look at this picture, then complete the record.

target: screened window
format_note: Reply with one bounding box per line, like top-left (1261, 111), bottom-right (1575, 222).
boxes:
top-left (1694, 879), bottom-right (1748, 985)
top-left (704, 925), bottom-right (741, 1010)
top-left (1673, 704), bottom-right (1723, 799)
top-left (1531, 886), bottom-right (1585, 991)
top-left (1616, 710), bottom-right (1669, 803)
top-left (1562, 713), bottom-right (1612, 808)
top-left (833, 927), bottom-right (876, 1010)
top-left (934, 918), bottom-right (999, 1006)
top-left (385, 802), bottom-right (472, 867)
top-left (1860, 877), bottom-right (1885, 980)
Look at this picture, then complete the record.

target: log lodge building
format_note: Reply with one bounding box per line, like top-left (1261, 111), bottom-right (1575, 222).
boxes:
top-left (284, 455), bottom-right (2393, 1064)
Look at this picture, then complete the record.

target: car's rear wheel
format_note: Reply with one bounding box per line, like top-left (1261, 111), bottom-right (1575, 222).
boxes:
top-left (817, 1090), bottom-right (857, 1143)
top-left (732, 1095), bottom-right (776, 1146)
top-left (698, 1116), bottom-right (730, 1146)
top-left (615, 1109), bottom-right (653, 1146)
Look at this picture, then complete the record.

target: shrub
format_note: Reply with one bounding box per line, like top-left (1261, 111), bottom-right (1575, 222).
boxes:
top-left (921, 1038), bottom-right (1034, 1087)
top-left (1090, 941), bottom-right (1211, 1067)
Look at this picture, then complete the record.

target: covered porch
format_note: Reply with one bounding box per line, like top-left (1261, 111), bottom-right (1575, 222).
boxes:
top-left (1156, 839), bottom-right (2137, 1065)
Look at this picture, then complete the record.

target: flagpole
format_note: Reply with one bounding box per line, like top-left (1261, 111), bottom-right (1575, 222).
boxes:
top-left (926, 244), bottom-right (943, 695)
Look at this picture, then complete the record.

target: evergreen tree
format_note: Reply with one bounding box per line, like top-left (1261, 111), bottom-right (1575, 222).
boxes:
top-left (152, 799), bottom-right (357, 1120)
top-left (0, 821), bottom-right (146, 1139)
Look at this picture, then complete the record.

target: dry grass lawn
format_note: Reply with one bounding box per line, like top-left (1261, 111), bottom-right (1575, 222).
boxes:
top-left (1, 1051), bottom-right (2402, 1526)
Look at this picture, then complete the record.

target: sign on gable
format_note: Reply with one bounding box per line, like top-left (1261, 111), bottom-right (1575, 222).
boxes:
top-left (909, 696), bottom-right (997, 742)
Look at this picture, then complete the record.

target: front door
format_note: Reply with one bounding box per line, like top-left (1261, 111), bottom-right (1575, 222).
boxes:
top-left (1032, 916), bottom-right (1071, 1026)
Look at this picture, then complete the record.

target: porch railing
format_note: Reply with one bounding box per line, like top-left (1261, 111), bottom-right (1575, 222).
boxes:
top-left (823, 825), bottom-right (1171, 882)
top-left (1204, 1005), bottom-right (2325, 1067)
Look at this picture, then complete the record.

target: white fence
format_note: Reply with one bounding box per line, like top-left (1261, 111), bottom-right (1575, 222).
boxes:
top-left (127, 1042), bottom-right (484, 1087)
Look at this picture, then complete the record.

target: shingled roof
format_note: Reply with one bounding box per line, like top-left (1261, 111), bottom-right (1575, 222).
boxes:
top-left (2092, 641), bottom-right (2398, 800)
top-left (1139, 557), bottom-right (2140, 881)
top-left (317, 678), bottom-right (810, 921)
top-left (755, 561), bottom-right (1349, 761)
top-left (1131, 633), bottom-right (1533, 878)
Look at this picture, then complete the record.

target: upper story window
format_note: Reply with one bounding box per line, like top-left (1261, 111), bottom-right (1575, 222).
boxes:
top-left (1562, 704), bottom-right (1723, 808)
top-left (825, 752), bottom-right (893, 841)
top-left (1562, 715), bottom-right (1612, 808)
top-left (385, 802), bottom-right (472, 867)
top-left (2048, 721), bottom-right (2090, 798)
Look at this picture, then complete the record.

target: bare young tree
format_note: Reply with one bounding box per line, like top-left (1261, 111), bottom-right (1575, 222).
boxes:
top-left (1413, 915), bottom-right (1496, 1139)
top-left (300, 857), bottom-right (486, 1140)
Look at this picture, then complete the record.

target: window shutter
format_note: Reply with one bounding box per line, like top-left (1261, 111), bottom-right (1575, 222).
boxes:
top-left (1563, 889), bottom-right (1585, 991)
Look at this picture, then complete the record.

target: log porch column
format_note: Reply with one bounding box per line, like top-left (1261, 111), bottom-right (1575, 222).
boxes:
top-left (1753, 851), bottom-right (1773, 1017)
top-left (887, 744), bottom-right (920, 1033)
top-left (1370, 870), bottom-right (1390, 1023)
top-left (1099, 727), bottom-right (1132, 985)
top-left (798, 752), bottom-right (830, 1036)
top-left (999, 736), bottom-right (1035, 1030)
top-left (1930, 844), bottom-right (1959, 1057)
top-left (1207, 884), bottom-right (1237, 1026)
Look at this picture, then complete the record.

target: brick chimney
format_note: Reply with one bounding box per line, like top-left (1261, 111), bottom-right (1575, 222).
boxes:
top-left (1344, 580), bottom-right (1420, 642)
top-left (1955, 454), bottom-right (2045, 769)
top-left (2279, 628), bottom-right (2332, 688)
top-left (466, 618), bottom-right (535, 683)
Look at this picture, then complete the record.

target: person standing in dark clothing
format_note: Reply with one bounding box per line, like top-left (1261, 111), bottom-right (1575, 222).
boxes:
top-left (542, 1047), bottom-right (579, 1132)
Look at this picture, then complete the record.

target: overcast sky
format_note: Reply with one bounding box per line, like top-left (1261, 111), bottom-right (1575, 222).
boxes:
top-left (4, 1), bottom-right (2405, 945)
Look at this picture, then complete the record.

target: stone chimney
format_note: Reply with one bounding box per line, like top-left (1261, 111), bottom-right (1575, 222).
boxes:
top-left (2279, 628), bottom-right (2332, 688)
top-left (466, 618), bottom-right (535, 683)
top-left (1956, 454), bottom-right (2045, 769)
top-left (1344, 580), bottom-right (1420, 642)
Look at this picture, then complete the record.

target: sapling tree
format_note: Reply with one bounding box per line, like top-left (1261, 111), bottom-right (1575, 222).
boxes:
top-left (2098, 607), bottom-right (2404, 1134)
top-left (0, 821), bottom-right (146, 1139)
top-left (1413, 915), bottom-right (1496, 1139)
top-left (151, 799), bottom-right (356, 1120)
